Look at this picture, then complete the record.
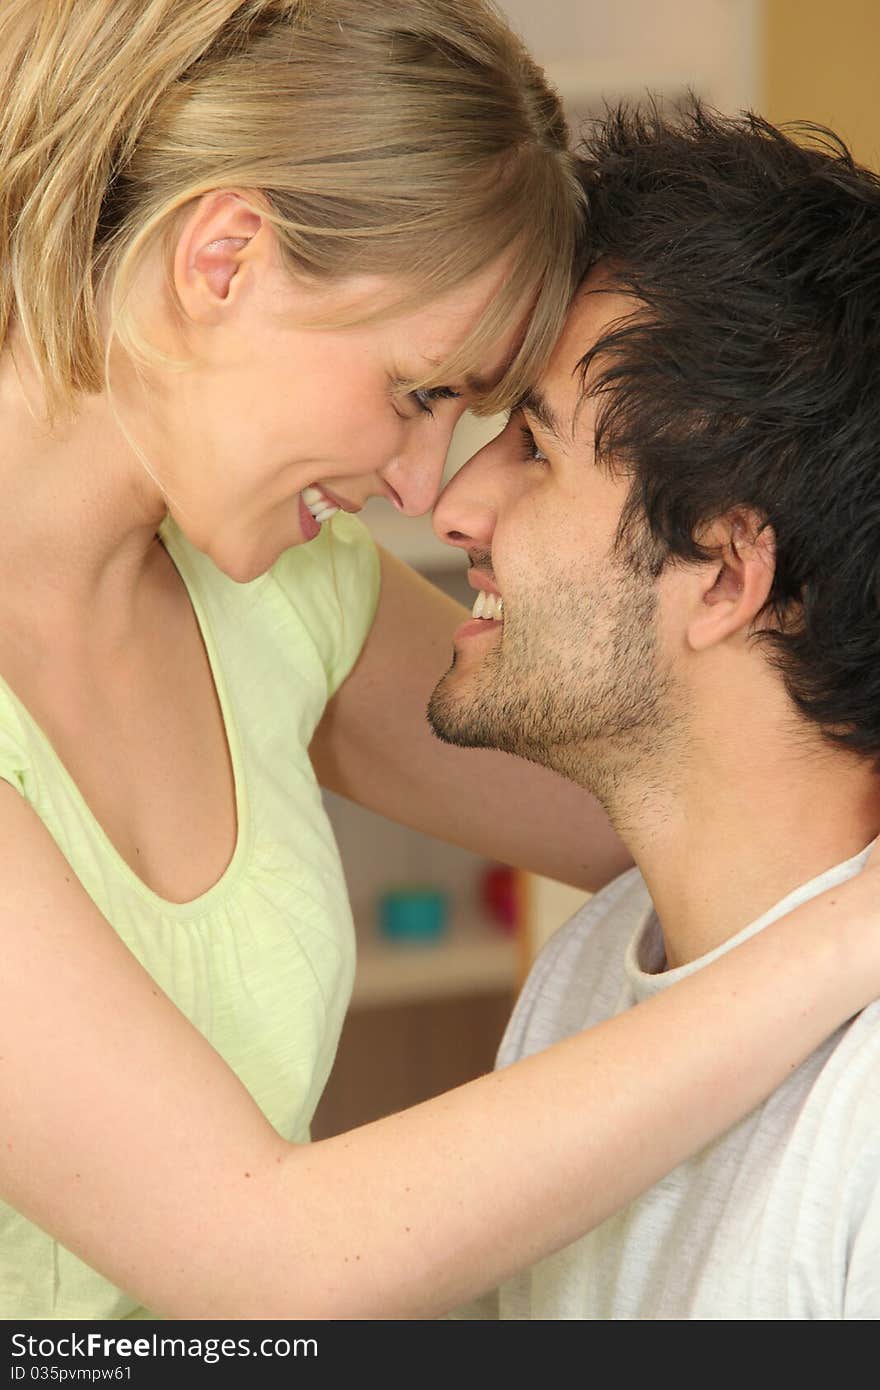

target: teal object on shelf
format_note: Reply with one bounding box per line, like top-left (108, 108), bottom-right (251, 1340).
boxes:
top-left (378, 887), bottom-right (449, 942)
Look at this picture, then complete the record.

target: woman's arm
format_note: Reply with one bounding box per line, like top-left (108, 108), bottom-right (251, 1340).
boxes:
top-left (1, 781), bottom-right (877, 1320)
top-left (310, 545), bottom-right (633, 894)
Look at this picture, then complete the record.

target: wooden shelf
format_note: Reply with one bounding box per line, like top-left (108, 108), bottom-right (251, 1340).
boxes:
top-left (351, 906), bottom-right (519, 1009)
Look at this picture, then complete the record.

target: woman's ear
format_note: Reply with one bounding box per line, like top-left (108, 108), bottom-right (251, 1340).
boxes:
top-left (686, 510), bottom-right (776, 653)
top-left (172, 191), bottom-right (266, 323)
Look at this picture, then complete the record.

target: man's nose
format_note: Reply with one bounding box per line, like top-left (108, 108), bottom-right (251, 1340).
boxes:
top-left (432, 450), bottom-right (497, 553)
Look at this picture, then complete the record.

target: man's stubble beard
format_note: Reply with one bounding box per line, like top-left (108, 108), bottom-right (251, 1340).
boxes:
top-left (427, 552), bottom-right (676, 816)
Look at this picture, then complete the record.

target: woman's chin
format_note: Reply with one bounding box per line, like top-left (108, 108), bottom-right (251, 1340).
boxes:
top-left (176, 504), bottom-right (322, 582)
top-left (199, 534), bottom-right (283, 585)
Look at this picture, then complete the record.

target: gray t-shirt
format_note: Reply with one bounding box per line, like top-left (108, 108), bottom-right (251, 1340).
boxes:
top-left (464, 845), bottom-right (880, 1319)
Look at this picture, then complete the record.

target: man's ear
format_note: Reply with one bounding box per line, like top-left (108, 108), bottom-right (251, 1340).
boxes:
top-left (172, 191), bottom-right (266, 324)
top-left (686, 510), bottom-right (776, 653)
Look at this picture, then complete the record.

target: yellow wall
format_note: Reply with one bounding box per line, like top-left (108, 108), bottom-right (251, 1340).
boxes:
top-left (765, 0), bottom-right (880, 169)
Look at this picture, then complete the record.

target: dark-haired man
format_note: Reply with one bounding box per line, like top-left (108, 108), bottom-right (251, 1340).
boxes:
top-left (431, 107), bottom-right (880, 1319)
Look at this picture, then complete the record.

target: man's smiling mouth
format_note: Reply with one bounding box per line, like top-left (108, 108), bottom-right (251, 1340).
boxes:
top-left (471, 590), bottom-right (504, 621)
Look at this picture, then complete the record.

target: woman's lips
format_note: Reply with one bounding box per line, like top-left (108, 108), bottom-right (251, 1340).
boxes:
top-left (299, 492), bottom-right (320, 540)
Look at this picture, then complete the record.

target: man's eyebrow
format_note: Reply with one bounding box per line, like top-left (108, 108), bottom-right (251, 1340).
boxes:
top-left (514, 387), bottom-right (564, 441)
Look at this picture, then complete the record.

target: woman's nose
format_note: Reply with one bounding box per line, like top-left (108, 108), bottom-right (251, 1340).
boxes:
top-left (381, 433), bottom-right (451, 518)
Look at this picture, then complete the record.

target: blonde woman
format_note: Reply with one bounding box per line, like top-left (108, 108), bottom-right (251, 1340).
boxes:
top-left (0, 0), bottom-right (878, 1321)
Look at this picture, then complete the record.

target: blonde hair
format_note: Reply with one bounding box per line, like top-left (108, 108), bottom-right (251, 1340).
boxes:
top-left (0, 0), bottom-right (582, 420)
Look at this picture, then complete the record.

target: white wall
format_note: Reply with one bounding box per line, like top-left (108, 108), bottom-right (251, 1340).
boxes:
top-left (499, 0), bottom-right (761, 115)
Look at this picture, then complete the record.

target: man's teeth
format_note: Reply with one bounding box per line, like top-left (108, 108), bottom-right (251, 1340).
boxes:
top-left (303, 486), bottom-right (340, 524)
top-left (471, 590), bottom-right (504, 621)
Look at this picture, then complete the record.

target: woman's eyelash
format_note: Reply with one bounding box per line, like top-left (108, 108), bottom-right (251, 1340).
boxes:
top-left (411, 386), bottom-right (461, 417)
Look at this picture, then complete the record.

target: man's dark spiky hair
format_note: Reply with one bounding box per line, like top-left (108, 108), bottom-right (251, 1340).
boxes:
top-left (573, 100), bottom-right (880, 760)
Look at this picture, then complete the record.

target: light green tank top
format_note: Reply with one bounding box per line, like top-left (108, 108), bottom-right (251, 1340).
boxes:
top-left (0, 513), bottom-right (380, 1318)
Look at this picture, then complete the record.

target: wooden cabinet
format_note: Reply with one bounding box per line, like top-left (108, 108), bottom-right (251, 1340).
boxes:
top-left (312, 991), bottom-right (514, 1138)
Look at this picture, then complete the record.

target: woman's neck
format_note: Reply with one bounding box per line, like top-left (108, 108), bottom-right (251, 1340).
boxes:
top-left (0, 340), bottom-right (168, 651)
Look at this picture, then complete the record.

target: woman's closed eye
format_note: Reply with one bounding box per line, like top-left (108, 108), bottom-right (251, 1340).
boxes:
top-left (410, 385), bottom-right (462, 418)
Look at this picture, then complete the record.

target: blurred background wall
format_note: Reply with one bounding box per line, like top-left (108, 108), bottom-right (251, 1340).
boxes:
top-left (501, 0), bottom-right (761, 115)
top-left (500, 0), bottom-right (880, 172)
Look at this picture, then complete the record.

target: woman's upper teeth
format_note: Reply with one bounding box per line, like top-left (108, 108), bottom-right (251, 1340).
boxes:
top-left (472, 590), bottom-right (504, 620)
top-left (303, 485), bottom-right (340, 523)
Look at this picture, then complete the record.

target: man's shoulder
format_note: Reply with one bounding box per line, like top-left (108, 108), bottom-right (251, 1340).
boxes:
top-left (498, 867), bottom-right (650, 1065)
top-left (540, 864), bottom-right (650, 967)
top-left (818, 999), bottom-right (880, 1140)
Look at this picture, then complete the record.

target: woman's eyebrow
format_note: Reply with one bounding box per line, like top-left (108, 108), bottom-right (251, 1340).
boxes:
top-left (462, 371), bottom-right (493, 395)
top-left (418, 348), bottom-right (510, 399)
top-left (420, 359), bottom-right (495, 398)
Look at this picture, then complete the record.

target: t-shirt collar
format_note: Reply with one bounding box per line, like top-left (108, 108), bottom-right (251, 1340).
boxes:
top-left (623, 838), bottom-right (876, 1004)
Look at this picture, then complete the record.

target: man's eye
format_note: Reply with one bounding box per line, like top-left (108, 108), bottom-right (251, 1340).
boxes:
top-left (518, 424), bottom-right (548, 463)
top-left (410, 386), bottom-right (461, 417)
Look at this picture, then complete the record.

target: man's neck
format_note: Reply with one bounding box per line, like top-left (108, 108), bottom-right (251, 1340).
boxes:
top-left (594, 712), bottom-right (880, 970)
